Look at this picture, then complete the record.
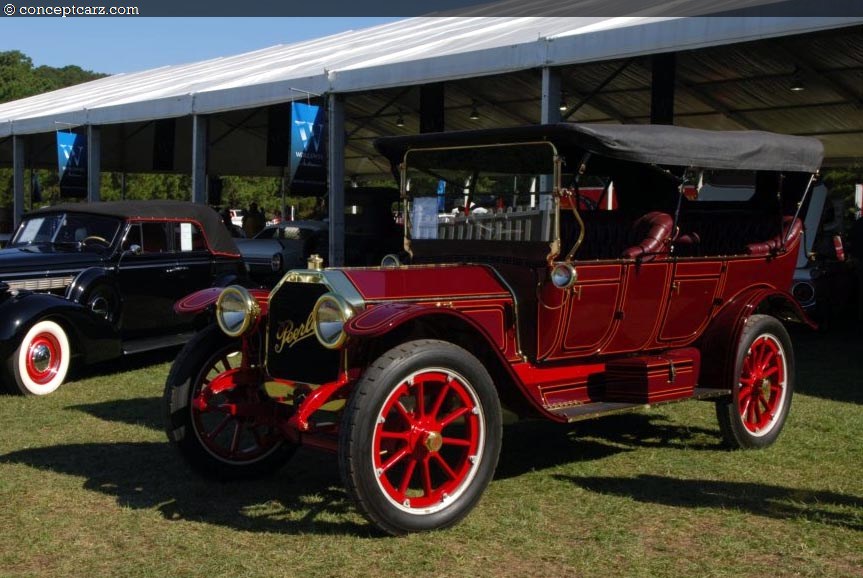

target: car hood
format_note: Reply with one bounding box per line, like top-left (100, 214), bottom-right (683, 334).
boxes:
top-left (339, 264), bottom-right (511, 302)
top-left (0, 245), bottom-right (105, 279)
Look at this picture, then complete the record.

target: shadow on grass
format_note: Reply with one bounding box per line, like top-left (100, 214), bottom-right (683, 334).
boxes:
top-left (558, 473), bottom-right (863, 530)
top-left (69, 346), bottom-right (182, 382)
top-left (495, 412), bottom-right (723, 480)
top-left (70, 396), bottom-right (724, 481)
top-left (791, 324), bottom-right (863, 405)
top-left (69, 397), bottom-right (164, 431)
top-left (0, 442), bottom-right (374, 537)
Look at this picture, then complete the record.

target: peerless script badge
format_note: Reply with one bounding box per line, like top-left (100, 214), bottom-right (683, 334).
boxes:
top-left (274, 313), bottom-right (315, 352)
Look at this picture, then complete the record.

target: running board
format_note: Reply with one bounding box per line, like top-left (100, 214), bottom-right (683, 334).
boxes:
top-left (122, 332), bottom-right (196, 355)
top-left (550, 387), bottom-right (731, 423)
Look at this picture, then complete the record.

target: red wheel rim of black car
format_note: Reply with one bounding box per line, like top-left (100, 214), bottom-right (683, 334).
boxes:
top-left (372, 369), bottom-right (484, 514)
top-left (26, 332), bottom-right (62, 385)
top-left (738, 334), bottom-right (787, 436)
top-left (191, 351), bottom-right (283, 463)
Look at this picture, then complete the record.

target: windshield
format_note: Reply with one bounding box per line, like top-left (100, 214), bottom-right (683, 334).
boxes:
top-left (11, 212), bottom-right (123, 248)
top-left (403, 142), bottom-right (558, 244)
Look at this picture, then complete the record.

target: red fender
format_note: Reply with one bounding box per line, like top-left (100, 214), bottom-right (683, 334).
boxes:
top-left (698, 286), bottom-right (815, 389)
top-left (346, 301), bottom-right (503, 343)
top-left (345, 302), bottom-right (565, 422)
top-left (174, 286), bottom-right (270, 316)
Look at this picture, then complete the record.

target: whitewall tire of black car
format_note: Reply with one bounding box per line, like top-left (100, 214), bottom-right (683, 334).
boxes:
top-left (7, 320), bottom-right (71, 395)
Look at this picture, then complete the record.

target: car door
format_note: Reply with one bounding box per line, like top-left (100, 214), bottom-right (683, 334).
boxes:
top-left (536, 262), bottom-right (625, 361)
top-left (169, 220), bottom-right (216, 327)
top-left (116, 221), bottom-right (182, 337)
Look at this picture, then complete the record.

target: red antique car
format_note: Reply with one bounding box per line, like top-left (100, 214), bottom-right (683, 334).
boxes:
top-left (164, 124), bottom-right (823, 534)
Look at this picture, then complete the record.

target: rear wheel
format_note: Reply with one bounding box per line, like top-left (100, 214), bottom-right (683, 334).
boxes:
top-left (3, 319), bottom-right (71, 396)
top-left (164, 325), bottom-right (295, 479)
top-left (716, 314), bottom-right (794, 449)
top-left (339, 340), bottom-right (502, 535)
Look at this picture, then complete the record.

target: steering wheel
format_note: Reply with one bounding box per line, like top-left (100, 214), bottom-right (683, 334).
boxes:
top-left (81, 235), bottom-right (110, 248)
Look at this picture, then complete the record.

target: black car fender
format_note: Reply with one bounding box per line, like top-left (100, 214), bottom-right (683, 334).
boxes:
top-left (65, 266), bottom-right (123, 324)
top-left (0, 291), bottom-right (122, 365)
top-left (213, 271), bottom-right (242, 288)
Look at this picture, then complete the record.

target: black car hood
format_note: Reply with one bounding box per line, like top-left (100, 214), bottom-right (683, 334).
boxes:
top-left (0, 245), bottom-right (105, 278)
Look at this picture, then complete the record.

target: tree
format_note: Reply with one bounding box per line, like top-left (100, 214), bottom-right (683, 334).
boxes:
top-left (0, 50), bottom-right (105, 104)
top-left (822, 165), bottom-right (863, 228)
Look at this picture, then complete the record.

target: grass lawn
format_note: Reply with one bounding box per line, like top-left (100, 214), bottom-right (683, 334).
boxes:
top-left (0, 326), bottom-right (861, 578)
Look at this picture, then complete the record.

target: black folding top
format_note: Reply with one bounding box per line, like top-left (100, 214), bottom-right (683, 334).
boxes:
top-left (375, 123), bottom-right (824, 173)
top-left (30, 200), bottom-right (239, 256)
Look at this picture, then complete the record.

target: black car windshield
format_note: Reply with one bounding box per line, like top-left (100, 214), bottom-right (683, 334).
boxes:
top-left (11, 212), bottom-right (123, 248)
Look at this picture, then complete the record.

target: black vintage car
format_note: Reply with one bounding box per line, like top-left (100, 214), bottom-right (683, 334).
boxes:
top-left (0, 200), bottom-right (245, 395)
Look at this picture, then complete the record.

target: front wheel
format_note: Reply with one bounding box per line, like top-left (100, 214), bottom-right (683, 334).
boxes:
top-left (339, 340), bottom-right (502, 535)
top-left (3, 319), bottom-right (71, 396)
top-left (716, 314), bottom-right (794, 449)
top-left (164, 325), bottom-right (295, 479)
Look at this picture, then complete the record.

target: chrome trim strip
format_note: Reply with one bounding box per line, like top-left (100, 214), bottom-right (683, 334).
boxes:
top-left (361, 293), bottom-right (510, 305)
top-left (5, 276), bottom-right (75, 291)
top-left (2, 268), bottom-right (87, 278)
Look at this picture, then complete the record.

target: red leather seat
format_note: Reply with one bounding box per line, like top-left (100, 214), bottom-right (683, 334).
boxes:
top-left (621, 211), bottom-right (674, 261)
top-left (745, 216), bottom-right (802, 256)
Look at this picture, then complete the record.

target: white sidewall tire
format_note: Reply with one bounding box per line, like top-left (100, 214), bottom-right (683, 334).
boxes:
top-left (16, 320), bottom-right (71, 395)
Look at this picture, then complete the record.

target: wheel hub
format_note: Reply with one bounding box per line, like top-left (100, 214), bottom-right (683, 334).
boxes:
top-left (423, 430), bottom-right (443, 453)
top-left (30, 343), bottom-right (52, 373)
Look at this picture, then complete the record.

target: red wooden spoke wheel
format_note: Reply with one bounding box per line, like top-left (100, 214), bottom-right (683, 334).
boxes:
top-left (737, 334), bottom-right (787, 437)
top-left (372, 368), bottom-right (484, 513)
top-left (340, 339), bottom-right (502, 535)
top-left (716, 314), bottom-right (795, 449)
top-left (190, 349), bottom-right (285, 464)
top-left (164, 325), bottom-right (295, 479)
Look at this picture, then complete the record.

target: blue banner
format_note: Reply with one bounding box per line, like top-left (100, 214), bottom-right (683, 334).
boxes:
top-left (56, 131), bottom-right (88, 198)
top-left (437, 179), bottom-right (446, 212)
top-left (290, 102), bottom-right (327, 196)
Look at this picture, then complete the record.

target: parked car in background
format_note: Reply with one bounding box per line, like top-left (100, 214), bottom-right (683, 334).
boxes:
top-left (791, 183), bottom-right (855, 324)
top-left (235, 188), bottom-right (402, 284)
top-left (0, 233), bottom-right (10, 248)
top-left (0, 200), bottom-right (245, 395)
top-left (341, 187), bottom-right (402, 265)
top-left (164, 123), bottom-right (821, 535)
top-left (235, 220), bottom-right (328, 284)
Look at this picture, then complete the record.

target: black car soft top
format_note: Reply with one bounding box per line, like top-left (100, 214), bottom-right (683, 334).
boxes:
top-left (375, 123), bottom-right (824, 173)
top-left (30, 200), bottom-right (239, 256)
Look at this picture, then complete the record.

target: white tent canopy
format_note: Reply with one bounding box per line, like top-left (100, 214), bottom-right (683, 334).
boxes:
top-left (0, 16), bottom-right (859, 137)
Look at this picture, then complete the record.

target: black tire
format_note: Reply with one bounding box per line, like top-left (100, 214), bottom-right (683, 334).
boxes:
top-left (2, 319), bottom-right (71, 396)
top-left (716, 314), bottom-right (794, 449)
top-left (339, 339), bottom-right (502, 535)
top-left (164, 324), bottom-right (296, 479)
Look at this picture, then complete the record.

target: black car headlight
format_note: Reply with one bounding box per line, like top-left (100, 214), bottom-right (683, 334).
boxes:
top-left (313, 293), bottom-right (354, 349)
top-left (216, 285), bottom-right (260, 337)
top-left (792, 281), bottom-right (815, 306)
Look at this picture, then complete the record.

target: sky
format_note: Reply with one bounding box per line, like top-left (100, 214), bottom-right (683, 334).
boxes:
top-left (0, 17), bottom-right (404, 74)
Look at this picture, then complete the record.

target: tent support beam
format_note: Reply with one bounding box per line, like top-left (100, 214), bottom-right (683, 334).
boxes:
top-left (650, 53), bottom-right (676, 125)
top-left (13, 136), bottom-right (24, 227)
top-left (328, 93), bottom-right (346, 267)
top-left (192, 115), bottom-right (208, 204)
top-left (87, 125), bottom-right (101, 202)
